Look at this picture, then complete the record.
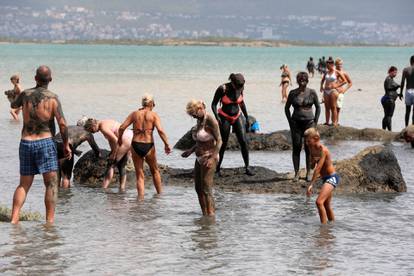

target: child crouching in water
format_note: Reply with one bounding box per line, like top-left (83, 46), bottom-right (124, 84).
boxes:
top-left (304, 128), bottom-right (340, 224)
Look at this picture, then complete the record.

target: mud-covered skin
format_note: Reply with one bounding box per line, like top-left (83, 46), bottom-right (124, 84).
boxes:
top-left (11, 86), bottom-right (64, 136)
top-left (54, 126), bottom-right (100, 156)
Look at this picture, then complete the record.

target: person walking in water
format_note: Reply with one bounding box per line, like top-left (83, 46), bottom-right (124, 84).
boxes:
top-left (401, 55), bottom-right (414, 126)
top-left (182, 100), bottom-right (222, 216)
top-left (285, 72), bottom-right (320, 182)
top-left (335, 58), bottom-right (353, 124)
top-left (10, 65), bottom-right (71, 224)
top-left (5, 74), bottom-right (23, 120)
top-left (211, 73), bottom-right (254, 176)
top-left (305, 128), bottom-right (339, 224)
top-left (307, 57), bottom-right (315, 78)
top-left (320, 58), bottom-right (347, 126)
top-left (118, 94), bottom-right (171, 199)
top-left (279, 64), bottom-right (292, 102)
top-left (381, 66), bottom-right (401, 131)
top-left (83, 118), bottom-right (132, 191)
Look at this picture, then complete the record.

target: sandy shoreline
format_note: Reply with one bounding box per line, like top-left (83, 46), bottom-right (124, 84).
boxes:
top-left (0, 38), bottom-right (412, 48)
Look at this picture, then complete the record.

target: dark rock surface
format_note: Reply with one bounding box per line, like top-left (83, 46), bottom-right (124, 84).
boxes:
top-left (73, 145), bottom-right (406, 194)
top-left (174, 125), bottom-right (402, 152)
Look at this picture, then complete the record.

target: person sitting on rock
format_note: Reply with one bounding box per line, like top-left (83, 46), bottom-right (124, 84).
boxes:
top-left (305, 128), bottom-right (339, 224)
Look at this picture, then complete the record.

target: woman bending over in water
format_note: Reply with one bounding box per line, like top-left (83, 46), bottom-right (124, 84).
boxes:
top-left (84, 118), bottom-right (133, 191)
top-left (182, 100), bottom-right (222, 216)
top-left (118, 94), bottom-right (171, 199)
top-left (320, 58), bottom-right (347, 126)
top-left (280, 64), bottom-right (292, 102)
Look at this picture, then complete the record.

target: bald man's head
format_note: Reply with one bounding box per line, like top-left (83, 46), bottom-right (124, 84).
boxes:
top-left (35, 65), bottom-right (52, 86)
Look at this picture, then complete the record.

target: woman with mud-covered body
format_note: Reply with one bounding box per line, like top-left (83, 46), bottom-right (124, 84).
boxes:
top-left (5, 75), bottom-right (23, 120)
top-left (285, 72), bottom-right (320, 182)
top-left (118, 94), bottom-right (171, 200)
top-left (320, 59), bottom-right (347, 126)
top-left (84, 118), bottom-right (132, 191)
top-left (182, 100), bottom-right (222, 216)
top-left (211, 73), bottom-right (253, 176)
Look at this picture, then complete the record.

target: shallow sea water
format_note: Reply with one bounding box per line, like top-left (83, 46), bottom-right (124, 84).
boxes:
top-left (0, 44), bottom-right (413, 275)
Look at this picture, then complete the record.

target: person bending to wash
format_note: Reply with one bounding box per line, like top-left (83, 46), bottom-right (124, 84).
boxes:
top-left (211, 73), bottom-right (253, 176)
top-left (84, 118), bottom-right (132, 191)
top-left (381, 66), bottom-right (401, 131)
top-left (182, 100), bottom-right (222, 216)
top-left (400, 55), bottom-right (414, 126)
top-left (54, 125), bottom-right (101, 188)
top-left (118, 94), bottom-right (171, 199)
top-left (285, 72), bottom-right (320, 182)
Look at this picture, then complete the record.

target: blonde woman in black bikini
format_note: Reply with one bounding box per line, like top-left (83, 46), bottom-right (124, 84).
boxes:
top-left (320, 59), bottom-right (347, 126)
top-left (118, 94), bottom-right (171, 199)
top-left (280, 64), bottom-right (292, 103)
top-left (182, 100), bottom-right (222, 216)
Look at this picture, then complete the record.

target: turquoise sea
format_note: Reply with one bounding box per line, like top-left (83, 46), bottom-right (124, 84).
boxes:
top-left (0, 44), bottom-right (413, 275)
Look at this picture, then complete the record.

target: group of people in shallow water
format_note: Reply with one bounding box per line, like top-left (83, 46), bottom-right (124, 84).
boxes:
top-left (5, 55), bottom-right (414, 225)
top-left (281, 57), bottom-right (352, 127)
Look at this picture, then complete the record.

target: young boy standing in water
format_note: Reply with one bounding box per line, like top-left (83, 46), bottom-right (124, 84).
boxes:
top-left (304, 128), bottom-right (339, 224)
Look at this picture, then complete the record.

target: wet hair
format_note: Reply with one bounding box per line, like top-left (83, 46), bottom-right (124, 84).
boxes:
top-left (310, 57), bottom-right (313, 61)
top-left (304, 127), bottom-right (320, 140)
top-left (186, 100), bottom-right (206, 116)
top-left (83, 118), bottom-right (98, 132)
top-left (410, 55), bottom-right (414, 65)
top-left (77, 115), bottom-right (88, 127)
top-left (228, 73), bottom-right (245, 88)
top-left (142, 93), bottom-right (154, 107)
top-left (35, 65), bottom-right (52, 84)
top-left (10, 74), bottom-right (19, 82)
top-left (280, 64), bottom-right (287, 70)
top-left (388, 66), bottom-right (398, 74)
top-left (335, 58), bottom-right (343, 66)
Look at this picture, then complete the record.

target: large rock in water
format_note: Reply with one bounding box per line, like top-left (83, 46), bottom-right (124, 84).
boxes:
top-left (174, 125), bottom-right (402, 151)
top-left (73, 146), bottom-right (406, 194)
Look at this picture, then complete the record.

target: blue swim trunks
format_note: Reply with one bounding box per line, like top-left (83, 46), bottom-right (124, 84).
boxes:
top-left (322, 173), bottom-right (340, 188)
top-left (19, 138), bottom-right (58, 176)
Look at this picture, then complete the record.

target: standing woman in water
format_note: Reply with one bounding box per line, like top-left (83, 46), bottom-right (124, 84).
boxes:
top-left (381, 66), bottom-right (401, 131)
top-left (182, 100), bottom-right (222, 216)
top-left (7, 75), bottom-right (23, 120)
top-left (84, 118), bottom-right (132, 191)
top-left (279, 64), bottom-right (292, 102)
top-left (118, 94), bottom-right (171, 199)
top-left (320, 59), bottom-right (347, 126)
top-left (211, 73), bottom-right (253, 176)
top-left (285, 72), bottom-right (321, 182)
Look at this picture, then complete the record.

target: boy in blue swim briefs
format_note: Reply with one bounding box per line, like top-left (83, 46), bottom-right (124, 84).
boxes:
top-left (304, 128), bottom-right (339, 224)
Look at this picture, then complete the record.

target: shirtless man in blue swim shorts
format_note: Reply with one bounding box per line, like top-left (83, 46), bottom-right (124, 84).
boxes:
top-left (305, 128), bottom-right (339, 224)
top-left (10, 65), bottom-right (71, 224)
top-left (401, 55), bottom-right (414, 126)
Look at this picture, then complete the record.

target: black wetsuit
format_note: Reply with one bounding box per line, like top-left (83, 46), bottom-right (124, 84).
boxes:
top-left (285, 87), bottom-right (321, 177)
top-left (212, 82), bottom-right (250, 174)
top-left (381, 76), bottom-right (400, 131)
top-left (54, 125), bottom-right (100, 180)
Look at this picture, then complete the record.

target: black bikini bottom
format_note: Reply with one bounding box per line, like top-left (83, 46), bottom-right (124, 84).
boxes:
top-left (132, 142), bottom-right (154, 158)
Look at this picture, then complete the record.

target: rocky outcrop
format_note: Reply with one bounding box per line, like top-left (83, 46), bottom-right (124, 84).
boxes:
top-left (73, 145), bottom-right (406, 194)
top-left (174, 125), bottom-right (402, 151)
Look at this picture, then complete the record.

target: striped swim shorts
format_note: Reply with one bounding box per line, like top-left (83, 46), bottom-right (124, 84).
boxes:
top-left (19, 137), bottom-right (58, 176)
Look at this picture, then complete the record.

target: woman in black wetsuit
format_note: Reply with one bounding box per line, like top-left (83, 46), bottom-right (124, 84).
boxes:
top-left (381, 66), bottom-right (401, 131)
top-left (285, 72), bottom-right (321, 182)
top-left (211, 73), bottom-right (253, 176)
